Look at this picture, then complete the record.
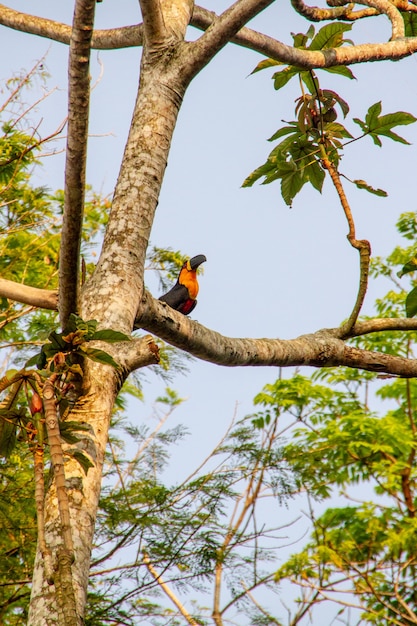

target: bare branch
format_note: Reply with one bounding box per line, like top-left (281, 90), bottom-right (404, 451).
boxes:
top-left (59, 0), bottom-right (96, 327)
top-left (0, 4), bottom-right (143, 49)
top-left (290, 0), bottom-right (364, 21)
top-left (136, 292), bottom-right (417, 376)
top-left (320, 151), bottom-right (371, 336)
top-left (350, 318), bottom-right (417, 336)
top-left (347, 0), bottom-right (405, 39)
top-left (0, 278), bottom-right (58, 310)
top-left (290, 0), bottom-right (416, 24)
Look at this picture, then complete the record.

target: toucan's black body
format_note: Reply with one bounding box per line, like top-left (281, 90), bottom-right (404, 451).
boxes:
top-left (159, 254), bottom-right (206, 315)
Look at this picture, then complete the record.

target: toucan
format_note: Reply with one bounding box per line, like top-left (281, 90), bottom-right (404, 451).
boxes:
top-left (159, 254), bottom-right (206, 315)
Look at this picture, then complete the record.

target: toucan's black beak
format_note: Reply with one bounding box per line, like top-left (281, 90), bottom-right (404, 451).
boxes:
top-left (189, 254), bottom-right (207, 270)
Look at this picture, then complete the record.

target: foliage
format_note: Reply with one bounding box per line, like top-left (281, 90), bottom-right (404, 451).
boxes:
top-left (243, 25), bottom-right (416, 207)
top-left (3, 177), bottom-right (417, 624)
top-left (0, 451), bottom-right (35, 625)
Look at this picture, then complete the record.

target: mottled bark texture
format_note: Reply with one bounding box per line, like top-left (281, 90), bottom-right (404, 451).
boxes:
top-left (59, 0), bottom-right (96, 327)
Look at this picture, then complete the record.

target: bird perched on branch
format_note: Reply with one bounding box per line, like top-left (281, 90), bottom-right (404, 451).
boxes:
top-left (159, 254), bottom-right (206, 315)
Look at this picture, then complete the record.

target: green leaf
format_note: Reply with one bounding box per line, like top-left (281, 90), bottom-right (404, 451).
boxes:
top-left (90, 329), bottom-right (131, 343)
top-left (60, 420), bottom-right (94, 434)
top-left (356, 103), bottom-right (417, 146)
top-left (25, 350), bottom-right (47, 370)
top-left (292, 26), bottom-right (315, 48)
top-left (403, 12), bottom-right (417, 37)
top-left (59, 419), bottom-right (94, 445)
top-left (268, 125), bottom-right (299, 142)
top-left (366, 101), bottom-right (382, 128)
top-left (306, 160), bottom-right (325, 192)
top-left (250, 58), bottom-right (283, 75)
top-left (64, 448), bottom-right (94, 474)
top-left (65, 314), bottom-right (98, 339)
top-left (280, 162), bottom-right (305, 206)
top-left (273, 67), bottom-right (301, 91)
top-left (323, 65), bottom-right (355, 80)
top-left (322, 90), bottom-right (350, 118)
top-left (309, 23), bottom-right (352, 51)
top-left (353, 180), bottom-right (388, 197)
top-left (374, 111), bottom-right (417, 137)
top-left (397, 255), bottom-right (417, 278)
top-left (325, 122), bottom-right (353, 139)
top-left (48, 331), bottom-right (67, 351)
top-left (79, 346), bottom-right (120, 368)
top-left (300, 71), bottom-right (320, 94)
top-left (0, 415), bottom-right (17, 457)
top-left (405, 286), bottom-right (417, 317)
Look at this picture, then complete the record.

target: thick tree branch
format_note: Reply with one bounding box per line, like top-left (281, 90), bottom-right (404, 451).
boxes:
top-left (189, 6), bottom-right (417, 67)
top-left (2, 3), bottom-right (417, 68)
top-left (3, 277), bottom-right (417, 373)
top-left (140, 0), bottom-right (167, 49)
top-left (136, 292), bottom-right (417, 376)
top-left (0, 4), bottom-right (143, 49)
top-left (59, 0), bottom-right (96, 328)
top-left (0, 278), bottom-right (58, 310)
top-left (182, 0), bottom-right (275, 79)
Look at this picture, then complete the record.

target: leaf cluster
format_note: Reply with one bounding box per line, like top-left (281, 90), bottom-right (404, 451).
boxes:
top-left (244, 24), bottom-right (416, 206)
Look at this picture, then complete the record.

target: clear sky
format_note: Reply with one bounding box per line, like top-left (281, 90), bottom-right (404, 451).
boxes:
top-left (2, 2), bottom-right (417, 619)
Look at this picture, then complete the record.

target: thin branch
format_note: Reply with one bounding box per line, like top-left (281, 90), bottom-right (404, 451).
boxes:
top-left (290, 0), bottom-right (366, 21)
top-left (242, 581), bottom-right (283, 625)
top-left (143, 553), bottom-right (203, 625)
top-left (291, 0), bottom-right (414, 30)
top-left (320, 150), bottom-right (371, 336)
top-left (348, 0), bottom-right (405, 39)
top-left (351, 318), bottom-right (417, 336)
top-left (0, 56), bottom-right (46, 115)
top-left (59, 0), bottom-right (96, 327)
top-left (0, 305), bottom-right (35, 331)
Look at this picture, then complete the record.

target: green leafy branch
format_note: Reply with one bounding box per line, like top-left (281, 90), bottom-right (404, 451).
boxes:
top-left (0, 313), bottom-right (131, 596)
top-left (26, 312), bottom-right (130, 371)
top-left (244, 23), bottom-right (416, 207)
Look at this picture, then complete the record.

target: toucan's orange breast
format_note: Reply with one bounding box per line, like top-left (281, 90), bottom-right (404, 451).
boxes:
top-left (179, 268), bottom-right (199, 299)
